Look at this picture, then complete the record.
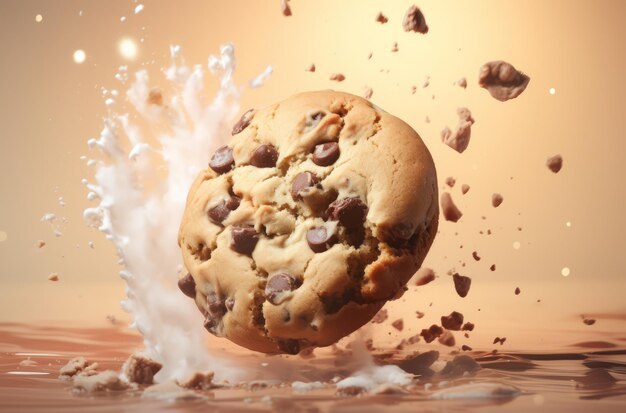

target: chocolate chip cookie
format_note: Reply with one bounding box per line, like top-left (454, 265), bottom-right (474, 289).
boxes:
top-left (178, 90), bottom-right (438, 354)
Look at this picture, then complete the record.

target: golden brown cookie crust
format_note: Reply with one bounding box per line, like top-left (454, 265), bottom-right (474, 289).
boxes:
top-left (178, 90), bottom-right (438, 354)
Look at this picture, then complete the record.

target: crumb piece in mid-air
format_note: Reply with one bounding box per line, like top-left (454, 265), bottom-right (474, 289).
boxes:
top-left (515, 287), bottom-right (521, 295)
top-left (456, 77), bottom-right (467, 88)
top-left (420, 325), bottom-right (444, 343)
top-left (402, 5), bottom-right (428, 34)
top-left (453, 273), bottom-right (471, 298)
top-left (391, 42), bottom-right (399, 52)
top-left (478, 60), bottom-right (530, 101)
top-left (411, 85), bottom-right (417, 94)
top-left (36, 240), bottom-right (46, 248)
top-left (363, 87), bottom-right (373, 100)
top-left (280, 0), bottom-right (292, 17)
top-left (546, 154), bottom-right (563, 173)
top-left (367, 52), bottom-right (373, 59)
top-left (122, 353), bottom-right (162, 385)
top-left (461, 184), bottom-right (470, 194)
top-left (461, 344), bottom-right (472, 351)
top-left (423, 76), bottom-right (430, 88)
top-left (441, 107), bottom-right (475, 153)
top-left (72, 370), bottom-right (131, 393)
top-left (177, 371), bottom-right (215, 390)
top-left (462, 322), bottom-right (475, 331)
top-left (48, 273), bottom-right (59, 282)
top-left (59, 357), bottom-right (99, 379)
top-left (492, 193), bottom-right (503, 208)
top-left (441, 311), bottom-right (464, 330)
top-left (472, 251), bottom-right (480, 261)
top-left (445, 176), bottom-right (456, 188)
top-left (391, 319), bottom-right (404, 331)
top-left (493, 337), bottom-right (507, 345)
top-left (147, 88), bottom-right (163, 106)
top-left (375, 12), bottom-right (388, 24)
top-left (305, 63), bottom-right (315, 72)
top-left (415, 267), bottom-right (436, 286)
top-left (583, 318), bottom-right (596, 326)
top-left (490, 264), bottom-right (496, 271)
top-left (329, 73), bottom-right (345, 82)
top-left (441, 192), bottom-right (463, 222)
top-left (416, 311), bottom-right (425, 319)
top-left (438, 331), bottom-right (456, 346)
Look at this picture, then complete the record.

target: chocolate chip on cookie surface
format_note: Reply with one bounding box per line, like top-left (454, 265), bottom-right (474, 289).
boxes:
top-left (178, 90), bottom-right (438, 354)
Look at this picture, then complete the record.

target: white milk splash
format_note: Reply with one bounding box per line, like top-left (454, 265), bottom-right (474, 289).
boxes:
top-left (83, 44), bottom-right (243, 382)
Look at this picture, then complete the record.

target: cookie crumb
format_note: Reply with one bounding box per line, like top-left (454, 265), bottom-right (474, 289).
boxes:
top-left (583, 318), bottom-right (596, 326)
top-left (177, 371), bottom-right (215, 390)
top-left (36, 240), bottom-right (46, 248)
top-left (478, 60), bottom-right (530, 101)
top-left (472, 251), bottom-right (481, 261)
top-left (490, 264), bottom-right (496, 271)
top-left (391, 319), bottom-right (404, 331)
top-left (363, 87), bottom-right (373, 100)
top-left (441, 311), bottom-right (464, 331)
top-left (423, 76), bottom-right (430, 88)
top-left (456, 77), bottom-right (467, 88)
top-left (420, 325), bottom-right (444, 343)
top-left (391, 42), bottom-right (399, 52)
top-left (452, 273), bottom-right (471, 298)
top-left (492, 193), bottom-right (503, 208)
top-left (416, 311), bottom-right (425, 319)
top-left (280, 0), bottom-right (292, 16)
top-left (122, 353), bottom-right (162, 385)
top-left (415, 267), bottom-right (436, 286)
top-left (462, 322), bottom-right (475, 331)
top-left (445, 176), bottom-right (456, 188)
top-left (441, 107), bottom-right (475, 153)
top-left (402, 5), bottom-right (428, 34)
top-left (329, 73), bottom-right (345, 82)
top-left (411, 85), bottom-right (417, 94)
top-left (48, 273), bottom-right (59, 282)
top-left (367, 52), bottom-right (373, 59)
top-left (59, 357), bottom-right (98, 379)
top-left (375, 12), bottom-right (388, 24)
top-left (546, 154), bottom-right (563, 173)
top-left (438, 331), bottom-right (456, 347)
top-left (72, 370), bottom-right (130, 393)
top-left (305, 63), bottom-right (315, 72)
top-left (105, 314), bottom-right (117, 324)
top-left (514, 287), bottom-right (521, 295)
top-left (371, 308), bottom-right (388, 324)
top-left (461, 184), bottom-right (470, 194)
top-left (461, 344), bottom-right (472, 351)
top-left (493, 337), bottom-right (507, 345)
top-left (441, 192), bottom-right (463, 222)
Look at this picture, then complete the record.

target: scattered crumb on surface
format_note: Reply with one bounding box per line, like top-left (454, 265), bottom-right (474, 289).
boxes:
top-left (122, 353), bottom-right (162, 385)
top-left (177, 371), bottom-right (215, 390)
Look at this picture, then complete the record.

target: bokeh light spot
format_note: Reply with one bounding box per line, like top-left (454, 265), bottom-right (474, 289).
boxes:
top-left (549, 87), bottom-right (556, 95)
top-left (119, 38), bottom-right (138, 60)
top-left (561, 267), bottom-right (570, 277)
top-left (35, 14), bottom-right (43, 23)
top-left (513, 241), bottom-right (521, 250)
top-left (73, 49), bottom-right (86, 64)
top-left (0, 231), bottom-right (7, 242)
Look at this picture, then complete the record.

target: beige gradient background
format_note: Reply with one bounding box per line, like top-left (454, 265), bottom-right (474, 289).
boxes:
top-left (0, 0), bottom-right (625, 350)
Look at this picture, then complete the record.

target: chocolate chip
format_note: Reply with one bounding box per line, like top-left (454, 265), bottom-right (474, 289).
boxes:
top-left (462, 322), bottom-right (475, 331)
top-left (441, 311), bottom-right (464, 331)
top-left (208, 195), bottom-right (241, 225)
top-left (312, 142), bottom-right (340, 166)
top-left (206, 293), bottom-right (226, 317)
top-left (420, 324), bottom-right (444, 343)
top-left (291, 172), bottom-right (319, 201)
top-left (461, 345), bottom-right (472, 351)
top-left (265, 273), bottom-right (299, 305)
top-left (209, 146), bottom-right (235, 174)
top-left (277, 339), bottom-right (300, 355)
top-left (453, 273), bottom-right (472, 298)
top-left (225, 297), bottom-right (235, 311)
top-left (177, 273), bottom-right (196, 298)
top-left (230, 225), bottom-right (259, 256)
top-left (250, 144), bottom-right (278, 168)
top-left (306, 224), bottom-right (338, 253)
top-left (326, 197), bottom-right (368, 229)
top-left (472, 251), bottom-right (481, 261)
top-left (402, 5), bottom-right (428, 34)
top-left (231, 109), bottom-right (254, 135)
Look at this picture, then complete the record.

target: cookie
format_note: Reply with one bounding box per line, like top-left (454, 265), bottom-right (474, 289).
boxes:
top-left (178, 90), bottom-right (438, 354)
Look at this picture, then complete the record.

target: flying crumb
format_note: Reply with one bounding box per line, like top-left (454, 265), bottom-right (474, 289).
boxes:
top-left (438, 331), bottom-right (456, 347)
top-left (147, 88), bottom-right (163, 106)
top-left (415, 267), bottom-right (436, 286)
top-left (515, 287), bottom-right (521, 295)
top-left (461, 345), bottom-right (472, 351)
top-left (425, 116), bottom-right (430, 123)
top-left (329, 73), bottom-right (345, 82)
top-left (411, 85), bottom-right (417, 94)
top-left (583, 318), bottom-right (596, 326)
top-left (371, 308), bottom-right (388, 324)
top-left (478, 60), bottom-right (530, 101)
top-left (441, 192), bottom-right (463, 222)
top-left (441, 107), bottom-right (475, 153)
top-left (280, 0), bottom-right (292, 16)
top-left (367, 52), bottom-right (373, 59)
top-left (472, 251), bottom-right (481, 261)
top-left (445, 176), bottom-right (456, 188)
top-left (391, 319), bottom-right (404, 331)
top-left (36, 240), bottom-right (46, 248)
top-left (105, 314), bottom-right (117, 324)
top-left (363, 87), bottom-right (373, 100)
top-left (423, 77), bottom-right (430, 88)
top-left (375, 12), bottom-right (388, 24)
top-left (493, 337), bottom-right (507, 345)
top-left (461, 184), bottom-right (470, 194)
top-left (462, 322), bottom-right (475, 331)
top-left (416, 311), bottom-right (425, 319)
top-left (391, 42), bottom-right (399, 52)
top-left (456, 77), bottom-right (467, 88)
top-left (490, 264), bottom-right (496, 271)
top-left (546, 154), bottom-right (563, 173)
top-left (48, 273), bottom-right (59, 282)
top-left (177, 371), bottom-right (215, 390)
top-left (402, 5), bottom-right (428, 34)
top-left (441, 311), bottom-right (464, 331)
top-left (452, 273), bottom-right (471, 298)
top-left (305, 63), bottom-right (316, 72)
top-left (492, 193), bottom-right (503, 208)
top-left (420, 325), bottom-right (444, 343)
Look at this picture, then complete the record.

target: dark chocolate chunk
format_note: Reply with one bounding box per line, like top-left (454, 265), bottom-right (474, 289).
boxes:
top-left (277, 339), bottom-right (300, 355)
top-left (177, 273), bottom-right (196, 298)
top-left (326, 197), bottom-right (368, 229)
top-left (232, 109), bottom-right (254, 135)
top-left (230, 225), bottom-right (259, 256)
top-left (291, 172), bottom-right (319, 201)
top-left (306, 225), bottom-right (338, 253)
top-left (265, 273), bottom-right (299, 305)
top-left (515, 287), bottom-right (521, 295)
top-left (312, 142), bottom-right (340, 166)
top-left (208, 195), bottom-right (241, 224)
top-left (453, 273), bottom-right (472, 298)
top-left (420, 324), bottom-right (444, 343)
top-left (206, 293), bottom-right (226, 317)
top-left (441, 311), bottom-right (464, 331)
top-left (250, 144), bottom-right (278, 168)
top-left (209, 146), bottom-right (235, 174)
top-left (462, 322), bottom-right (475, 331)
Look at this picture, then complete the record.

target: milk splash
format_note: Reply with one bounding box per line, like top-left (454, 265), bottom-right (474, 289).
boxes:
top-left (83, 43), bottom-right (243, 382)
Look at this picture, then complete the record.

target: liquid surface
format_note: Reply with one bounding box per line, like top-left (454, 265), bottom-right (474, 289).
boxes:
top-left (1, 322), bottom-right (625, 412)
